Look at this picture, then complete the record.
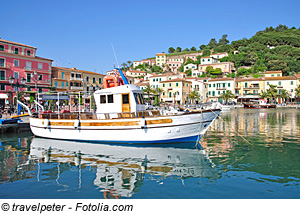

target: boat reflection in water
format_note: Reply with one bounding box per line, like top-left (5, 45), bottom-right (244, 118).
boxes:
top-left (29, 138), bottom-right (219, 198)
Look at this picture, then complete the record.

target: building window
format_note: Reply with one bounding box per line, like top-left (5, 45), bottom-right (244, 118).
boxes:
top-left (0, 84), bottom-right (5, 91)
top-left (86, 76), bottom-right (89, 82)
top-left (55, 81), bottom-right (58, 87)
top-left (176, 83), bottom-right (178, 87)
top-left (267, 82), bottom-right (269, 85)
top-left (277, 74), bottom-right (280, 77)
top-left (38, 74), bottom-right (43, 81)
top-left (61, 72), bottom-right (65, 79)
top-left (0, 70), bottom-right (5, 80)
top-left (14, 48), bottom-right (19, 54)
top-left (169, 92), bottom-right (172, 98)
top-left (13, 60), bottom-right (19, 67)
top-left (62, 82), bottom-right (65, 87)
top-left (0, 45), bottom-right (4, 51)
top-left (99, 78), bottom-right (102, 84)
top-left (14, 72), bottom-right (19, 79)
top-left (212, 91), bottom-right (215, 96)
top-left (93, 77), bottom-right (96, 83)
top-left (278, 81), bottom-right (281, 86)
top-left (213, 84), bottom-right (215, 87)
top-left (0, 58), bottom-right (5, 67)
top-left (39, 88), bottom-right (42, 93)
top-left (223, 83), bottom-right (225, 88)
top-left (38, 63), bottom-right (43, 69)
top-left (26, 62), bottom-right (32, 70)
top-left (271, 74), bottom-right (274, 77)
top-left (169, 83), bottom-right (171, 87)
top-left (27, 73), bottom-right (31, 82)
top-left (291, 81), bottom-right (294, 85)
top-left (27, 50), bottom-right (31, 56)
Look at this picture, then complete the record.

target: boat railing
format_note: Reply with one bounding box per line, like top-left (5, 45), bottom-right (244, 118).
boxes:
top-left (38, 110), bottom-right (162, 120)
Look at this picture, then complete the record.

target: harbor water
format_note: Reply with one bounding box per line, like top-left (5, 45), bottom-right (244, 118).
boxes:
top-left (0, 108), bottom-right (300, 199)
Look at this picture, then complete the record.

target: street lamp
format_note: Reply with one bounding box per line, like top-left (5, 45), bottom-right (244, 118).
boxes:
top-left (9, 76), bottom-right (26, 115)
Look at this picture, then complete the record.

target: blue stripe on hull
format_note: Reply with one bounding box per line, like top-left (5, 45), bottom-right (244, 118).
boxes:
top-left (35, 134), bottom-right (203, 149)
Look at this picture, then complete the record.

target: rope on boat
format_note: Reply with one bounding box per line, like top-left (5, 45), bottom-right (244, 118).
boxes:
top-left (210, 109), bottom-right (255, 148)
top-left (195, 109), bottom-right (203, 148)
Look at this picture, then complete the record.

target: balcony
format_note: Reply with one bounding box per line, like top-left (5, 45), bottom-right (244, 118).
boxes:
top-left (243, 86), bottom-right (260, 89)
top-left (216, 87), bottom-right (227, 90)
top-left (24, 67), bottom-right (50, 73)
top-left (0, 63), bottom-right (11, 69)
top-left (70, 86), bottom-right (83, 90)
top-left (70, 77), bottom-right (83, 81)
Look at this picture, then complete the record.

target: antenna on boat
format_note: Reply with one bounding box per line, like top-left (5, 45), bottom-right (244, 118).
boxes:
top-left (111, 43), bottom-right (119, 68)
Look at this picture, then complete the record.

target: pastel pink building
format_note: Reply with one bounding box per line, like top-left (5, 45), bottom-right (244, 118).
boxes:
top-left (0, 38), bottom-right (52, 106)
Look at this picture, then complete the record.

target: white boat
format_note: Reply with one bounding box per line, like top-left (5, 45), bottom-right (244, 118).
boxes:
top-left (27, 69), bottom-right (220, 145)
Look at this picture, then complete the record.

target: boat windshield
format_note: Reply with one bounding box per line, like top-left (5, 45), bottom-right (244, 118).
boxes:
top-left (134, 93), bottom-right (145, 105)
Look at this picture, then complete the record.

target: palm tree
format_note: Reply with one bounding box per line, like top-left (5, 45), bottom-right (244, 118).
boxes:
top-left (142, 84), bottom-right (154, 102)
top-left (219, 90), bottom-right (235, 104)
top-left (155, 87), bottom-right (164, 105)
top-left (259, 91), bottom-right (268, 100)
top-left (278, 89), bottom-right (291, 104)
top-left (266, 84), bottom-right (278, 104)
top-left (188, 90), bottom-right (200, 104)
top-left (295, 85), bottom-right (300, 106)
top-left (121, 62), bottom-right (127, 70)
top-left (127, 61), bottom-right (132, 68)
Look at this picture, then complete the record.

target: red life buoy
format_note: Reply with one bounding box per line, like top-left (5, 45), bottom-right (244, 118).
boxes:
top-left (103, 75), bottom-right (124, 89)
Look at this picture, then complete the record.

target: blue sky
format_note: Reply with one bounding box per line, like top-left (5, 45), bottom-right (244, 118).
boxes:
top-left (2, 0), bottom-right (300, 74)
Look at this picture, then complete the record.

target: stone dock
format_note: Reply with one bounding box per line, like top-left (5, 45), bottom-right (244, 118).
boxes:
top-left (0, 116), bottom-right (31, 134)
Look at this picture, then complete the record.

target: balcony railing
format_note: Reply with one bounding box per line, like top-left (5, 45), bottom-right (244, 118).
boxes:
top-left (70, 86), bottom-right (83, 90)
top-left (216, 87), bottom-right (227, 90)
top-left (70, 77), bottom-right (83, 81)
top-left (244, 86), bottom-right (259, 89)
top-left (0, 63), bottom-right (11, 69)
top-left (24, 67), bottom-right (50, 73)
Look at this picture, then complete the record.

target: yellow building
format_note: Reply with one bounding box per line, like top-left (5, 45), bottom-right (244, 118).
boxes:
top-left (235, 78), bottom-right (265, 102)
top-left (155, 53), bottom-right (166, 67)
top-left (160, 78), bottom-right (192, 104)
top-left (82, 71), bottom-right (105, 93)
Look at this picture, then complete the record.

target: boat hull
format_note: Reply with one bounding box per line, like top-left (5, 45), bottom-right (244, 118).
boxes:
top-left (243, 103), bottom-right (276, 109)
top-left (30, 110), bottom-right (220, 144)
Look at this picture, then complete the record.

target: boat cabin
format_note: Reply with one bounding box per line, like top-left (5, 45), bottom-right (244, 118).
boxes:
top-left (94, 84), bottom-right (146, 119)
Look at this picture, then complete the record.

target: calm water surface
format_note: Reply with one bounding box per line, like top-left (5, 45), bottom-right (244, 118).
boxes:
top-left (1, 108), bottom-right (300, 199)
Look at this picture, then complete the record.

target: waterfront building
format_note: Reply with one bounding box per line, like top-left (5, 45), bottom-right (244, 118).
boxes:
top-left (207, 78), bottom-right (235, 102)
top-left (135, 81), bottom-right (149, 91)
top-left (0, 38), bottom-right (52, 106)
top-left (52, 67), bottom-right (105, 93)
top-left (160, 78), bottom-right (192, 104)
top-left (155, 53), bottom-right (166, 67)
top-left (184, 52), bottom-right (202, 61)
top-left (186, 77), bottom-right (209, 103)
top-left (265, 76), bottom-right (297, 103)
top-left (235, 78), bottom-right (265, 103)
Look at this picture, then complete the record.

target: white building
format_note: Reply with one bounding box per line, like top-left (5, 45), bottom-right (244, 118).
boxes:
top-left (200, 56), bottom-right (220, 65)
top-left (183, 63), bottom-right (197, 72)
top-left (207, 78), bottom-right (235, 102)
top-left (210, 52), bottom-right (228, 59)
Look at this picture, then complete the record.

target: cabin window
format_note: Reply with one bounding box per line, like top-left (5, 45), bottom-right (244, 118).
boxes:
top-left (122, 94), bottom-right (129, 104)
top-left (100, 95), bottom-right (106, 104)
top-left (107, 94), bottom-right (114, 103)
top-left (134, 93), bottom-right (145, 105)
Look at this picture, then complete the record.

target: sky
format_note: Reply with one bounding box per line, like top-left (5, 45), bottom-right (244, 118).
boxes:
top-left (2, 0), bottom-right (300, 74)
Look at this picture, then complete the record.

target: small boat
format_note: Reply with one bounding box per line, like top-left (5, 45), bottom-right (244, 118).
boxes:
top-left (26, 69), bottom-right (221, 145)
top-left (243, 99), bottom-right (276, 109)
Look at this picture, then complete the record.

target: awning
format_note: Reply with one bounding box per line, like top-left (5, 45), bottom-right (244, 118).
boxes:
top-left (0, 94), bottom-right (8, 99)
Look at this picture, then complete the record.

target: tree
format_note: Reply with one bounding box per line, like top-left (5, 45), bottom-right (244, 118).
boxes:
top-left (202, 49), bottom-right (211, 56)
top-left (259, 91), bottom-right (269, 100)
top-left (295, 85), bottom-right (300, 105)
top-left (176, 47), bottom-right (182, 52)
top-left (219, 90), bottom-right (235, 104)
top-left (151, 65), bottom-right (163, 73)
top-left (219, 34), bottom-right (229, 45)
top-left (188, 91), bottom-right (200, 104)
top-left (154, 87), bottom-right (164, 104)
top-left (208, 38), bottom-right (217, 49)
top-left (266, 84), bottom-right (278, 103)
top-left (127, 61), bottom-right (132, 68)
top-left (168, 47), bottom-right (175, 54)
top-left (183, 48), bottom-right (189, 52)
top-left (190, 47), bottom-right (197, 51)
top-left (278, 89), bottom-right (291, 104)
top-left (199, 44), bottom-right (206, 50)
top-left (142, 84), bottom-right (155, 98)
top-left (121, 62), bottom-right (127, 70)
